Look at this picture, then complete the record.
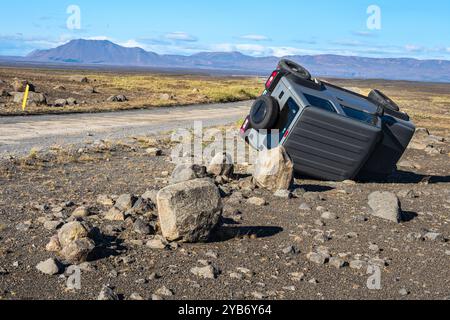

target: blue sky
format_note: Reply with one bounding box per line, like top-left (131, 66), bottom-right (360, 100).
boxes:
top-left (1, 0), bottom-right (450, 59)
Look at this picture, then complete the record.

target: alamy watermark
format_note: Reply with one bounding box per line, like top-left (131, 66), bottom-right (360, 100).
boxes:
top-left (67, 5), bottom-right (81, 30)
top-left (66, 266), bottom-right (82, 290)
top-left (170, 121), bottom-right (281, 171)
top-left (367, 5), bottom-right (382, 30)
top-left (366, 265), bottom-right (382, 290)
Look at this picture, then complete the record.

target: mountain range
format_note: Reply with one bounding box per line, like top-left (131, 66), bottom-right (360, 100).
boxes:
top-left (6, 39), bottom-right (450, 82)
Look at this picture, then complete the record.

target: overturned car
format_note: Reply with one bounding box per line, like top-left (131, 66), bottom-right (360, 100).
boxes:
top-left (240, 59), bottom-right (416, 181)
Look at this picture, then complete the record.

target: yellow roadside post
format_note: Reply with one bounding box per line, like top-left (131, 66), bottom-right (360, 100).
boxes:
top-left (22, 84), bottom-right (30, 111)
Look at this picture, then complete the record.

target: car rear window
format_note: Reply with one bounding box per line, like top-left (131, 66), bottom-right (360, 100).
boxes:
top-left (341, 104), bottom-right (376, 125)
top-left (303, 93), bottom-right (336, 113)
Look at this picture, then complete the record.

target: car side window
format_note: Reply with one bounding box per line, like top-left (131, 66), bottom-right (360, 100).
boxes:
top-left (340, 104), bottom-right (376, 125)
top-left (276, 97), bottom-right (300, 141)
top-left (303, 93), bottom-right (336, 113)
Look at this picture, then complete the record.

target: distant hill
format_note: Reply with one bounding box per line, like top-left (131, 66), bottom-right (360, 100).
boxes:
top-left (18, 39), bottom-right (450, 82)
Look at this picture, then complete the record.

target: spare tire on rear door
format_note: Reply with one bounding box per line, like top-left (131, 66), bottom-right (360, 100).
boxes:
top-left (368, 89), bottom-right (400, 112)
top-left (278, 59), bottom-right (311, 80)
top-left (249, 95), bottom-right (280, 130)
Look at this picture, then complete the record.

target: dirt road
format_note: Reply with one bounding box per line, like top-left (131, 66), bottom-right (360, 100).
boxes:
top-left (0, 101), bottom-right (252, 157)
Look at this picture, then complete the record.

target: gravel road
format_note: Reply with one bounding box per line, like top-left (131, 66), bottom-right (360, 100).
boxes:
top-left (0, 101), bottom-right (252, 157)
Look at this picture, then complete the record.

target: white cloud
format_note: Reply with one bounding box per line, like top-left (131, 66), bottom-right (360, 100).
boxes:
top-left (210, 43), bottom-right (319, 57)
top-left (87, 36), bottom-right (111, 41)
top-left (239, 34), bottom-right (270, 41)
top-left (164, 32), bottom-right (197, 42)
top-left (405, 44), bottom-right (423, 52)
top-left (119, 39), bottom-right (144, 48)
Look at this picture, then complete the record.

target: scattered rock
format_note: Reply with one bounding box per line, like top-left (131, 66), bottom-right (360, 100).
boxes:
top-left (329, 257), bottom-right (347, 269)
top-left (129, 293), bottom-right (144, 300)
top-left (424, 232), bottom-right (445, 242)
top-left (146, 147), bottom-right (162, 156)
top-left (97, 285), bottom-right (119, 300)
top-left (59, 238), bottom-right (95, 264)
top-left (299, 203), bottom-right (312, 211)
top-left (253, 146), bottom-right (294, 192)
top-left (71, 206), bottom-right (90, 218)
top-left (36, 258), bottom-right (60, 275)
top-left (368, 191), bottom-right (402, 223)
top-left (133, 219), bottom-right (152, 235)
top-left (247, 197), bottom-right (267, 206)
top-left (349, 260), bottom-right (368, 270)
top-left (53, 85), bottom-right (66, 90)
top-left (282, 245), bottom-right (298, 255)
top-left (146, 236), bottom-right (168, 250)
top-left (289, 272), bottom-right (305, 282)
top-left (397, 189), bottom-right (419, 199)
top-left (12, 79), bottom-right (35, 92)
top-left (46, 235), bottom-right (62, 252)
top-left (229, 272), bottom-right (243, 280)
top-left (406, 232), bottom-right (424, 242)
top-left (157, 179), bottom-right (222, 242)
top-left (251, 291), bottom-right (267, 299)
top-left (66, 97), bottom-right (77, 105)
top-left (190, 265), bottom-right (218, 279)
top-left (141, 189), bottom-right (159, 204)
top-left (97, 194), bottom-right (115, 207)
top-left (274, 189), bottom-right (293, 199)
top-left (16, 220), bottom-right (32, 232)
top-left (104, 207), bottom-right (125, 221)
top-left (12, 91), bottom-right (47, 105)
top-left (57, 221), bottom-right (89, 248)
top-left (414, 128), bottom-right (430, 139)
top-left (107, 95), bottom-right (128, 102)
top-left (170, 164), bottom-right (207, 184)
top-left (155, 286), bottom-right (174, 297)
top-left (207, 152), bottom-right (234, 177)
top-left (82, 86), bottom-right (98, 94)
top-left (321, 211), bottom-right (338, 220)
top-left (159, 93), bottom-right (175, 101)
top-left (69, 76), bottom-right (89, 83)
top-left (307, 252), bottom-right (329, 265)
top-left (399, 288), bottom-right (410, 296)
top-left (115, 194), bottom-right (137, 212)
top-left (54, 99), bottom-right (67, 107)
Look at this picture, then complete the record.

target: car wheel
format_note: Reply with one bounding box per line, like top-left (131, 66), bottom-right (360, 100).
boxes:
top-left (368, 89), bottom-right (400, 112)
top-left (249, 96), bottom-right (280, 130)
top-left (278, 59), bottom-right (311, 80)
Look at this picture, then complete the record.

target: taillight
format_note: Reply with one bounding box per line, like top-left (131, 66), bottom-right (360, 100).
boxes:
top-left (265, 70), bottom-right (279, 89)
top-left (240, 116), bottom-right (250, 134)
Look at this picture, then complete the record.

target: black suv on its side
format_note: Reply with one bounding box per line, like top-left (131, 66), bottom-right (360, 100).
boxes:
top-left (240, 59), bottom-right (416, 181)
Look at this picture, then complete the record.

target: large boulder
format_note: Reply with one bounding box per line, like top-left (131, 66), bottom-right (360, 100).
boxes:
top-left (170, 164), bottom-right (207, 184)
top-left (368, 191), bottom-right (402, 223)
top-left (59, 238), bottom-right (95, 264)
top-left (57, 221), bottom-right (89, 247)
top-left (12, 92), bottom-right (47, 105)
top-left (157, 179), bottom-right (222, 242)
top-left (253, 146), bottom-right (294, 192)
top-left (207, 152), bottom-right (234, 177)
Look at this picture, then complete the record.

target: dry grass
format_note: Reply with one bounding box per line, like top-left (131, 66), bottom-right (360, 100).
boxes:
top-left (0, 67), bottom-right (263, 115)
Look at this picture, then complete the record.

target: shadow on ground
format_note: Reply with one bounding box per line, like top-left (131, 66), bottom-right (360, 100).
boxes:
top-left (212, 225), bottom-right (283, 242)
